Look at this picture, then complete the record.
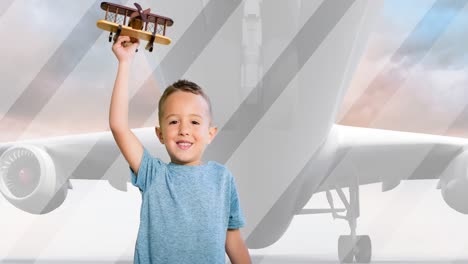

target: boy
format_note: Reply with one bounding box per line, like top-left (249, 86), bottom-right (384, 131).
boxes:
top-left (109, 36), bottom-right (251, 264)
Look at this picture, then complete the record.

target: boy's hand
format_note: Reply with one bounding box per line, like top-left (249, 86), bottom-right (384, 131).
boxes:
top-left (112, 36), bottom-right (140, 63)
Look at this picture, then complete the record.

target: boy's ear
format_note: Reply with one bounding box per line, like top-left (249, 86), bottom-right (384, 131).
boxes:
top-left (155, 126), bottom-right (164, 144)
top-left (207, 126), bottom-right (218, 144)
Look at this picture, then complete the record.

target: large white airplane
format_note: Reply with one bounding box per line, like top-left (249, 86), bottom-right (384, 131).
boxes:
top-left (1, 0), bottom-right (467, 263)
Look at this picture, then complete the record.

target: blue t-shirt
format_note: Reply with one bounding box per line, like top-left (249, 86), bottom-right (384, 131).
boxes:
top-left (130, 148), bottom-right (246, 264)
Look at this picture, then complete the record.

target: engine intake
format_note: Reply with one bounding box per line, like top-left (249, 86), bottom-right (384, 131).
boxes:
top-left (440, 150), bottom-right (468, 214)
top-left (0, 145), bottom-right (67, 214)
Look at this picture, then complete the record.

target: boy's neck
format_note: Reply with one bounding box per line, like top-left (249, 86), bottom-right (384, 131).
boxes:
top-left (169, 160), bottom-right (204, 166)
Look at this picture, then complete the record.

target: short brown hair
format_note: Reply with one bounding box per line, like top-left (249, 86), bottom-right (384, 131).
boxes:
top-left (158, 79), bottom-right (213, 123)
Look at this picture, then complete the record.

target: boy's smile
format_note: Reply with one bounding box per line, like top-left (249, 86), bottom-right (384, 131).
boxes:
top-left (176, 140), bottom-right (192, 150)
top-left (156, 91), bottom-right (217, 166)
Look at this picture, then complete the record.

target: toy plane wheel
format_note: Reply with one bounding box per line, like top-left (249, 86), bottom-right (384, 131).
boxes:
top-left (145, 40), bottom-right (154, 52)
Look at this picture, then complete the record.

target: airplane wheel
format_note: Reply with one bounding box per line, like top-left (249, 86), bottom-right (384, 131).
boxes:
top-left (355, 235), bottom-right (372, 263)
top-left (338, 235), bottom-right (354, 263)
top-left (149, 46), bottom-right (153, 52)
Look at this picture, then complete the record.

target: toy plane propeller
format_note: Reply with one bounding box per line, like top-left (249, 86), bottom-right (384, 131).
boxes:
top-left (96, 2), bottom-right (173, 52)
top-left (129, 3), bottom-right (150, 30)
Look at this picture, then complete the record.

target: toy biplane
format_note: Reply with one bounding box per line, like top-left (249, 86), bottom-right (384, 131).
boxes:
top-left (96, 2), bottom-right (173, 52)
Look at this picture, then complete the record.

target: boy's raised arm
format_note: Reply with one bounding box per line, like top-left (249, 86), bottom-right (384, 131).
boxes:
top-left (109, 36), bottom-right (144, 176)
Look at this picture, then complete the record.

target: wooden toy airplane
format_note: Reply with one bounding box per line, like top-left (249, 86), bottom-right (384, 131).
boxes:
top-left (96, 2), bottom-right (173, 52)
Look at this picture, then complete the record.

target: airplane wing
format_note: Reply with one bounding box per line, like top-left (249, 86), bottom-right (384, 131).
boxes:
top-left (0, 128), bottom-right (167, 180)
top-left (0, 128), bottom-right (167, 213)
top-left (320, 124), bottom-right (468, 192)
top-left (246, 124), bottom-right (468, 249)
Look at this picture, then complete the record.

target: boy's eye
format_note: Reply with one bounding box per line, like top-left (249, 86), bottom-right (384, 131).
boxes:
top-left (169, 120), bottom-right (178, 125)
top-left (192, 121), bottom-right (200, 125)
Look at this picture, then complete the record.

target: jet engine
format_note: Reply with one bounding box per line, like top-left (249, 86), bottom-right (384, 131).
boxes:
top-left (440, 150), bottom-right (468, 214)
top-left (0, 145), bottom-right (68, 214)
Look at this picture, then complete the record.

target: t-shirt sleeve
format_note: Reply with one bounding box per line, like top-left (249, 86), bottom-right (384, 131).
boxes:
top-left (228, 174), bottom-right (246, 229)
top-left (129, 147), bottom-right (161, 193)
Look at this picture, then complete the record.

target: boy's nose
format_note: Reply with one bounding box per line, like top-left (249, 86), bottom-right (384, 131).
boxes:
top-left (179, 130), bottom-right (189, 135)
top-left (178, 123), bottom-right (190, 135)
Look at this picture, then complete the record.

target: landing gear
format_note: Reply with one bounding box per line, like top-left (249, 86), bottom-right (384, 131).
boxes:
top-left (112, 25), bottom-right (123, 43)
top-left (338, 235), bottom-right (371, 263)
top-left (298, 169), bottom-right (373, 262)
top-left (146, 34), bottom-right (156, 52)
top-left (326, 179), bottom-right (372, 263)
top-left (355, 235), bottom-right (372, 263)
top-left (338, 235), bottom-right (354, 263)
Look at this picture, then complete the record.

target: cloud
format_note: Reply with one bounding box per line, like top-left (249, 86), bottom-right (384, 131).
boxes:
top-left (373, 1), bottom-right (468, 70)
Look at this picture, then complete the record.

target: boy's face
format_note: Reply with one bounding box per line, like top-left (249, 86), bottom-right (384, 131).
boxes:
top-left (155, 91), bottom-right (217, 165)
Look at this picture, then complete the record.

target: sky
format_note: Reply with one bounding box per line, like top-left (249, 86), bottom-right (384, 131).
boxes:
top-left (0, 0), bottom-right (467, 142)
top-left (338, 0), bottom-right (468, 138)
